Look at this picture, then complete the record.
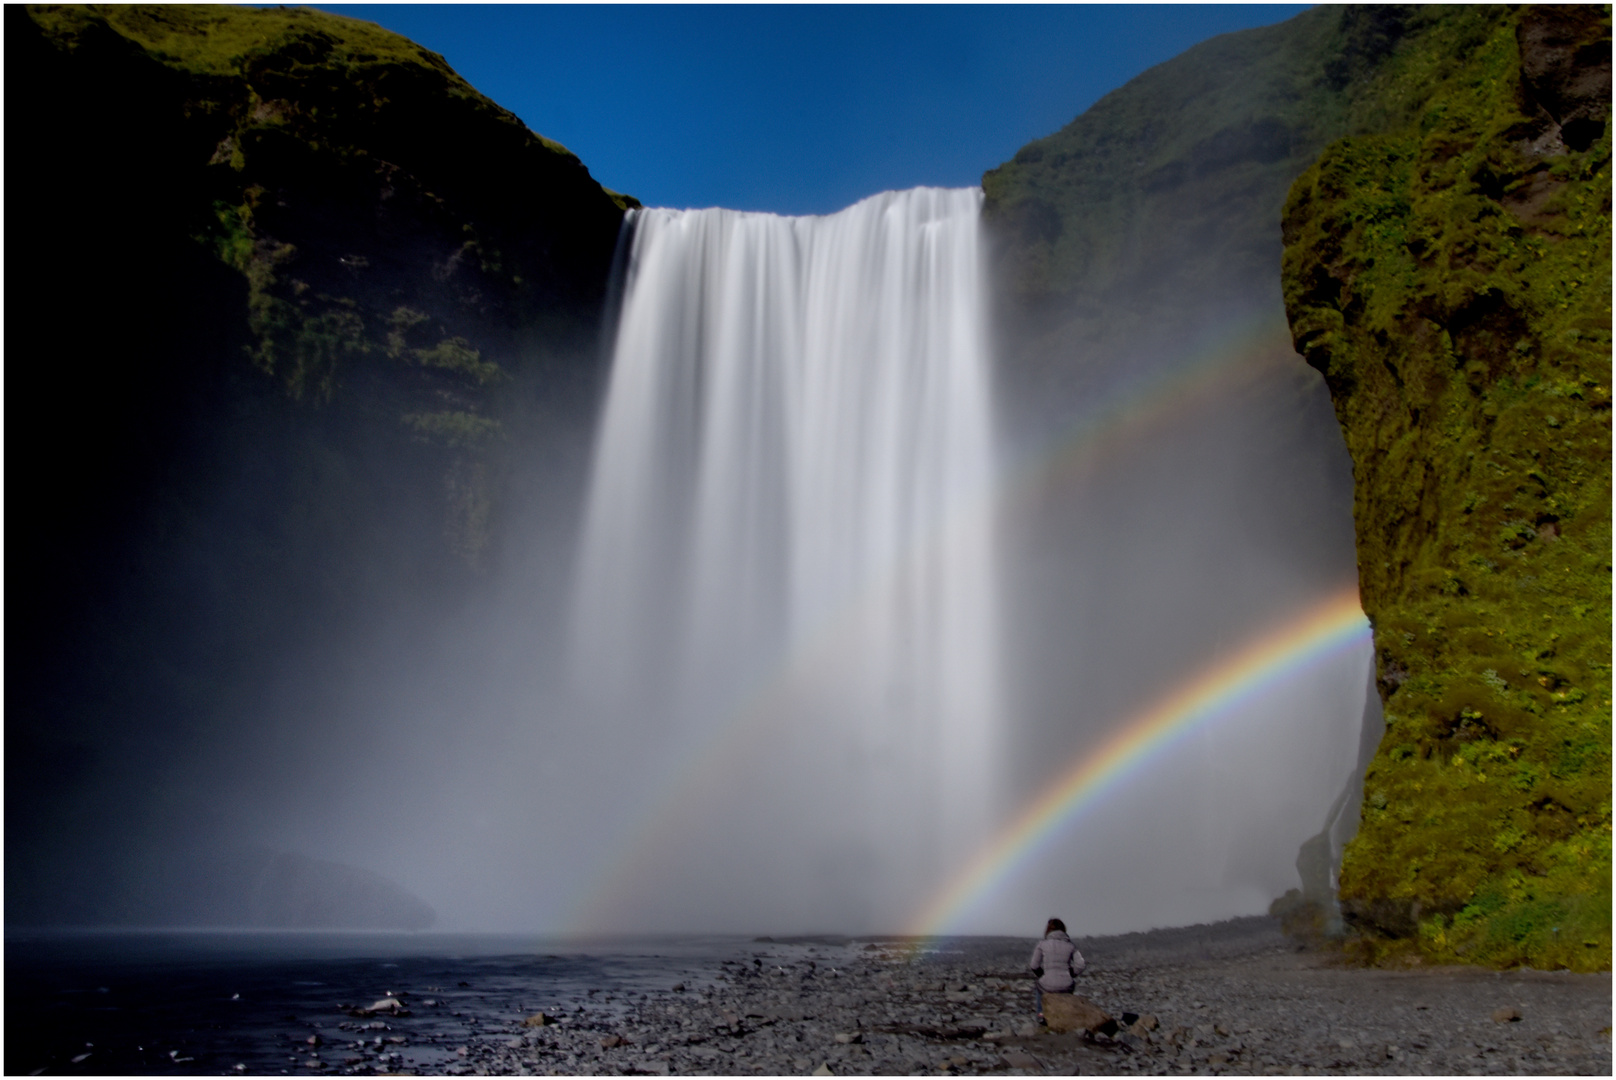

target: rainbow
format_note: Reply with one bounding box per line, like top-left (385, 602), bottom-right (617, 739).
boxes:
top-left (562, 313), bottom-right (1318, 933)
top-left (905, 585), bottom-right (1373, 938)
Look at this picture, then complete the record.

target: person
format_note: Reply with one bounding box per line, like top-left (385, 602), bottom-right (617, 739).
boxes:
top-left (1028, 917), bottom-right (1085, 1023)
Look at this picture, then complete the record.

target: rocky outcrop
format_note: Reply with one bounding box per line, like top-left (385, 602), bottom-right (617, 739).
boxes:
top-left (1282, 5), bottom-right (1610, 970)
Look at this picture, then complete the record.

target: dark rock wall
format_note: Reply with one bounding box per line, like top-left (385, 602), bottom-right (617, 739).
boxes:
top-left (1282, 5), bottom-right (1610, 970)
top-left (5, 5), bottom-right (626, 926)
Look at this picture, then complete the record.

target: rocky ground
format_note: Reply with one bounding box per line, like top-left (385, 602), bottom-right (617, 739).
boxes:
top-left (383, 917), bottom-right (1609, 1076)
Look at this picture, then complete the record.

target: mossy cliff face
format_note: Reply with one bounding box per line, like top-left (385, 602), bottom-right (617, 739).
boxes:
top-left (17, 4), bottom-right (633, 569)
top-left (7, 6), bottom-right (628, 923)
top-left (1282, 5), bottom-right (1611, 970)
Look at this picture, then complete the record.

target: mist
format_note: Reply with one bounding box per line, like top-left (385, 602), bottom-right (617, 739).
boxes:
top-left (8, 6), bottom-right (1380, 940)
top-left (13, 197), bottom-right (1370, 939)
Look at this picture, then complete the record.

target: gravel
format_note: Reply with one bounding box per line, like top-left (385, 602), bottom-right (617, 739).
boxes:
top-left (420, 917), bottom-right (1611, 1076)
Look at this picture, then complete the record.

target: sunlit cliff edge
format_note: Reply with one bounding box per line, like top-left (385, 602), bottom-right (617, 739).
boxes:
top-left (1282, 5), bottom-right (1611, 970)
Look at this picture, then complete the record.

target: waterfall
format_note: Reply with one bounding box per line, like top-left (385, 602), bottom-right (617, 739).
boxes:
top-left (570, 188), bottom-right (1000, 930)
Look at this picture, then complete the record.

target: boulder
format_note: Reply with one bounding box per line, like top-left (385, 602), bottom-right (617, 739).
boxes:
top-left (1041, 993), bottom-right (1116, 1035)
top-left (1491, 1007), bottom-right (1522, 1023)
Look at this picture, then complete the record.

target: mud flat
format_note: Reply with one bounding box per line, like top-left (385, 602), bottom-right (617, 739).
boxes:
top-left (460, 917), bottom-right (1610, 1076)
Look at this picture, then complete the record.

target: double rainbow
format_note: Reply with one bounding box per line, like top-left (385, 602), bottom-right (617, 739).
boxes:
top-left (563, 307), bottom-right (1341, 933)
top-left (904, 585), bottom-right (1373, 938)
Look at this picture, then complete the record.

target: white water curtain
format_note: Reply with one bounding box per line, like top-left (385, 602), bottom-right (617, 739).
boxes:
top-left (570, 188), bottom-right (1001, 930)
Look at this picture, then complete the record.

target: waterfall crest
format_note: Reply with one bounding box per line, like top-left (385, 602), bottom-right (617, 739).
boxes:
top-left (570, 188), bottom-right (1000, 930)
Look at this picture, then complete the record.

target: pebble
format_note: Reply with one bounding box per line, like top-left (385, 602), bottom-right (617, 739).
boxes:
top-left (257, 917), bottom-right (1609, 1076)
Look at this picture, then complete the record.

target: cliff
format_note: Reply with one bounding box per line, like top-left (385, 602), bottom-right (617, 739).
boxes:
top-left (6, 5), bottom-right (627, 925)
top-left (983, 5), bottom-right (1419, 403)
top-left (983, 3), bottom-right (1609, 970)
top-left (977, 6), bottom-right (1421, 902)
top-left (1282, 5), bottom-right (1611, 970)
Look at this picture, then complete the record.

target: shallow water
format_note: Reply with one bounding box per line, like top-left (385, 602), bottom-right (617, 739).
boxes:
top-left (4, 930), bottom-right (751, 1075)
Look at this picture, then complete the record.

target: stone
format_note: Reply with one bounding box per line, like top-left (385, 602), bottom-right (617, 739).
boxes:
top-left (834, 1032), bottom-right (862, 1044)
top-left (600, 1035), bottom-right (626, 1048)
top-left (522, 1012), bottom-right (557, 1027)
top-left (1002, 1048), bottom-right (1042, 1070)
top-left (1130, 1014), bottom-right (1159, 1034)
top-left (812, 1064), bottom-right (834, 1076)
top-left (1042, 993), bottom-right (1117, 1035)
top-left (1492, 1007), bottom-right (1522, 1023)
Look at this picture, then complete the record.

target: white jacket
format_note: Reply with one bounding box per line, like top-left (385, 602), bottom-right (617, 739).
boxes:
top-left (1028, 930), bottom-right (1085, 992)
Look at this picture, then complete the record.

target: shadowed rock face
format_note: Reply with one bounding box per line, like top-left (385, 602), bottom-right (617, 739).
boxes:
top-left (1517, 5), bottom-right (1613, 152)
top-left (5, 5), bottom-right (626, 927)
top-left (1282, 5), bottom-right (1610, 970)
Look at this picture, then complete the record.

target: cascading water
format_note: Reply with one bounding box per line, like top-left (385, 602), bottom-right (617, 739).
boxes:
top-left (570, 188), bottom-right (1000, 931)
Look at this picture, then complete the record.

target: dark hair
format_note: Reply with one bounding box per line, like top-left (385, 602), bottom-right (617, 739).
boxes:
top-left (1045, 918), bottom-right (1066, 935)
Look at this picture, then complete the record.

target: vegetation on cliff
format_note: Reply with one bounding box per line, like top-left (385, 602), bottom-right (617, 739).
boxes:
top-left (981, 5), bottom-right (1421, 386)
top-left (21, 3), bottom-right (631, 559)
top-left (1282, 5), bottom-right (1611, 970)
top-left (7, 5), bottom-right (628, 924)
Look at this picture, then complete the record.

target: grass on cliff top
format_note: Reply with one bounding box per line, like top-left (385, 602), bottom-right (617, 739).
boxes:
top-left (980, 6), bottom-right (1459, 312)
top-left (27, 4), bottom-right (581, 161)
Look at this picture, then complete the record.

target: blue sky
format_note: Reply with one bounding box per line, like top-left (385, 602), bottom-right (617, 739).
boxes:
top-left (319, 4), bottom-right (1309, 215)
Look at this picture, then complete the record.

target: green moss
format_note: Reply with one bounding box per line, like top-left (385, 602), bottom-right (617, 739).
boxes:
top-left (1283, 6), bottom-right (1611, 971)
top-left (400, 410), bottom-right (503, 450)
top-left (23, 4), bottom-right (631, 573)
top-left (28, 3), bottom-right (627, 416)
